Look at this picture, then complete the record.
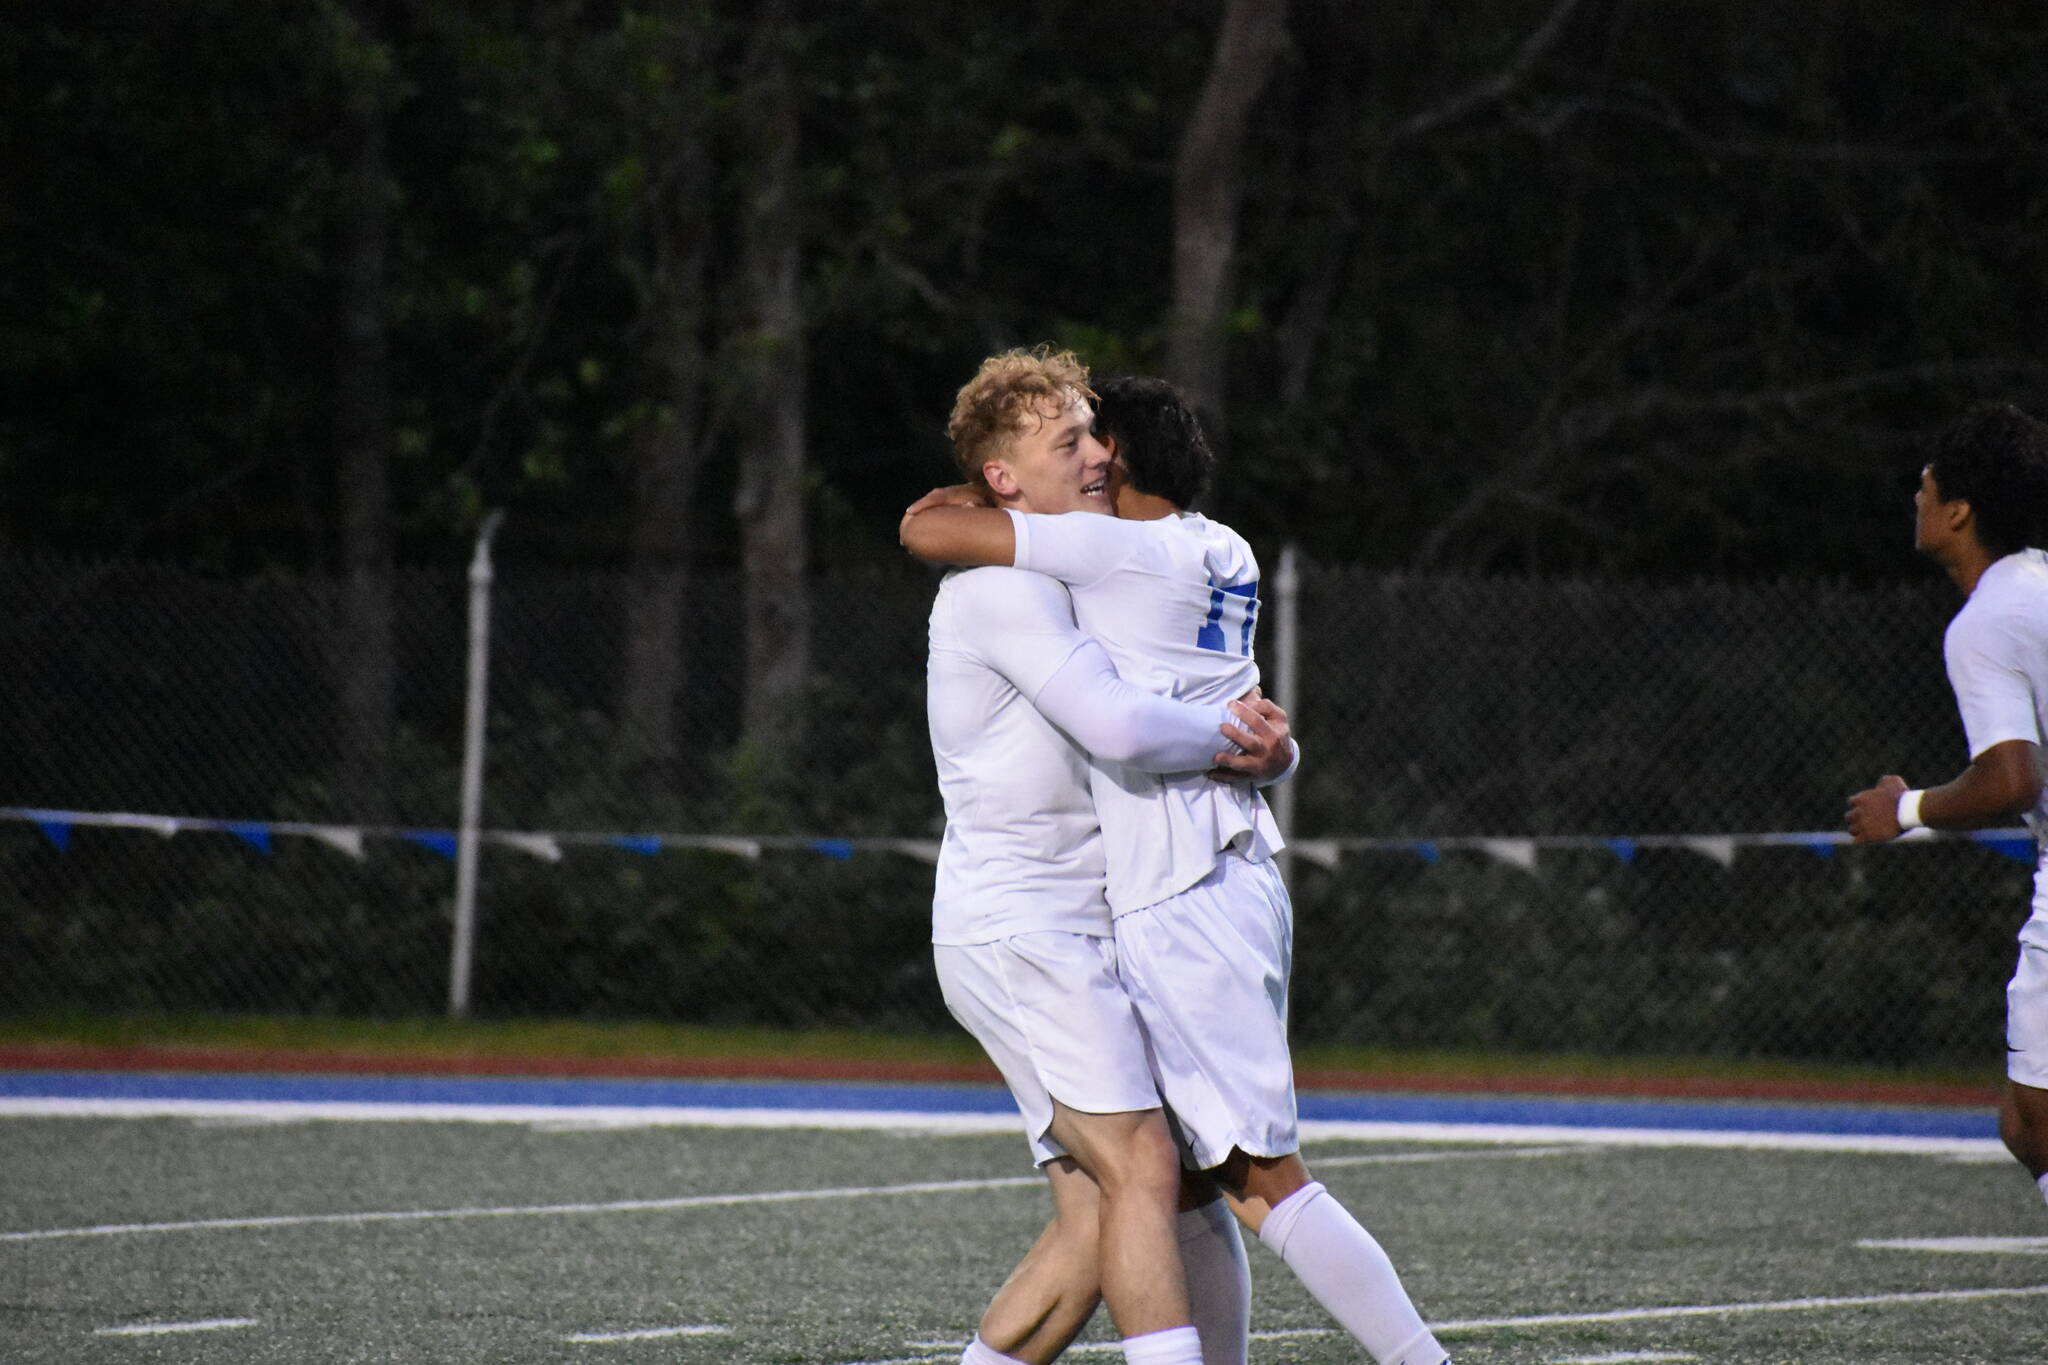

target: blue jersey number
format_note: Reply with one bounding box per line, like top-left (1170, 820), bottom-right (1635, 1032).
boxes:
top-left (1197, 579), bottom-right (1259, 656)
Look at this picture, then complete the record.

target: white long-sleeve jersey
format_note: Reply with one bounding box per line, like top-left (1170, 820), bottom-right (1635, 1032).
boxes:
top-left (1009, 508), bottom-right (1285, 915)
top-left (926, 565), bottom-right (1234, 945)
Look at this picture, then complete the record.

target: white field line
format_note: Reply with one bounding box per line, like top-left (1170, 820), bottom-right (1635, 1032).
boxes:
top-left (0, 1145), bottom-right (1577, 1245)
top-left (1314, 1143), bottom-right (1590, 1168)
top-left (0, 1096), bottom-right (2002, 1157)
top-left (564, 1324), bottom-right (730, 1343)
top-left (0, 1175), bottom-right (1039, 1244)
top-left (1938, 1147), bottom-right (2016, 1163)
top-left (996, 1282), bottom-right (2048, 1357)
top-left (1430, 1281), bottom-right (2048, 1331)
top-left (94, 1317), bottom-right (257, 1336)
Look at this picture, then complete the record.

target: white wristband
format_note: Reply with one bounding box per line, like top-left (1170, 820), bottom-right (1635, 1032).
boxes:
top-left (1897, 788), bottom-right (1926, 830)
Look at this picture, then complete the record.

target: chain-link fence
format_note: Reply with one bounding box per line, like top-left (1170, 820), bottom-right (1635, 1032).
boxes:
top-left (0, 551), bottom-right (2028, 1067)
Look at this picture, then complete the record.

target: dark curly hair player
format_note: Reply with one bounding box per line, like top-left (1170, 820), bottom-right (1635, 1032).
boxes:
top-left (1848, 402), bottom-right (2048, 1208)
top-left (1089, 374), bottom-right (1217, 512)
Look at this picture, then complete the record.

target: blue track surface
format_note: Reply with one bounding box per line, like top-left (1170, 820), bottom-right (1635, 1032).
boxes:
top-left (0, 1070), bottom-right (1996, 1139)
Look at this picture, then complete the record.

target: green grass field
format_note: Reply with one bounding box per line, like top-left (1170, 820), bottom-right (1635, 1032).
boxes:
top-left (4, 1111), bottom-right (2046, 1364)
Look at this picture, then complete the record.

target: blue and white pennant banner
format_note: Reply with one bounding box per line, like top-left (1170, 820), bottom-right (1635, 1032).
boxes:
top-left (0, 807), bottom-right (940, 866)
top-left (0, 806), bottom-right (2030, 869)
top-left (1282, 824), bottom-right (2037, 870)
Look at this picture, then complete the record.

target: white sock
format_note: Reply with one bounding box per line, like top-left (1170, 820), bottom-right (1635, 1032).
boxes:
top-left (1259, 1181), bottom-right (1448, 1365)
top-left (960, 1336), bottom-right (1028, 1365)
top-left (1180, 1199), bottom-right (1250, 1365)
top-left (1121, 1324), bottom-right (1205, 1365)
top-left (2037, 1172), bottom-right (2048, 1209)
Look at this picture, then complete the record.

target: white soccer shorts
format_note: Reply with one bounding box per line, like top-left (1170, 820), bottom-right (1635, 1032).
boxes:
top-left (1113, 850), bottom-right (1300, 1171)
top-left (935, 930), bottom-right (1164, 1167)
top-left (2007, 931), bottom-right (2048, 1090)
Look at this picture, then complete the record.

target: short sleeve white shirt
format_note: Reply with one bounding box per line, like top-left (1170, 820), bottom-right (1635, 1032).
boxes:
top-left (1009, 508), bottom-right (1284, 915)
top-left (1944, 549), bottom-right (2048, 931)
top-left (926, 567), bottom-right (1111, 945)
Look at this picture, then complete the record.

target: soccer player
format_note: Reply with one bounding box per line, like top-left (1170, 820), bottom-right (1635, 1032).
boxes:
top-left (924, 349), bottom-right (1294, 1365)
top-left (1846, 402), bottom-right (2048, 1207)
top-left (904, 367), bottom-right (1451, 1365)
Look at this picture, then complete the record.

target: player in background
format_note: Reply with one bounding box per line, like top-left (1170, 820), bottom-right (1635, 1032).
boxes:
top-left (1848, 402), bottom-right (2048, 1208)
top-left (924, 349), bottom-right (1295, 1365)
top-left (904, 367), bottom-right (1450, 1365)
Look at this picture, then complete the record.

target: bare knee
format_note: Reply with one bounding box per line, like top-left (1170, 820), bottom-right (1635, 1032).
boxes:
top-left (1213, 1147), bottom-right (1307, 1198)
top-left (2001, 1085), bottom-right (2048, 1177)
top-left (1099, 1120), bottom-right (1182, 1205)
top-left (1241, 1150), bottom-right (1311, 1205)
top-left (1209, 1148), bottom-right (1312, 1233)
top-left (1048, 1105), bottom-right (1181, 1206)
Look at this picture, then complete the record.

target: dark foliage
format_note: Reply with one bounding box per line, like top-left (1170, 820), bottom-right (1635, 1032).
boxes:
top-left (1, 2), bottom-right (2043, 578)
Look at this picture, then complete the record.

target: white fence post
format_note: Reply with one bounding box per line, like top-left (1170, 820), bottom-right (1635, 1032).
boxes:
top-left (1270, 542), bottom-right (1301, 891)
top-left (447, 510), bottom-right (505, 1019)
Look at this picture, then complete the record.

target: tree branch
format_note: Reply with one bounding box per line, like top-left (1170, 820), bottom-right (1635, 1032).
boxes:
top-left (1381, 0), bottom-right (1587, 149)
top-left (1558, 358), bottom-right (2048, 448)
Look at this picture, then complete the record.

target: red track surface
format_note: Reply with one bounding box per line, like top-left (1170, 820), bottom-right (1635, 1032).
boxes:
top-left (0, 1042), bottom-right (1998, 1109)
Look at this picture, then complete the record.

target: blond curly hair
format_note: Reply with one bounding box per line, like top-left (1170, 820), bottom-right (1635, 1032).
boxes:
top-left (946, 346), bottom-right (1096, 485)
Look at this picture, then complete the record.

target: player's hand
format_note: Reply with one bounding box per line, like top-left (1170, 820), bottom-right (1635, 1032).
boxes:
top-left (898, 484), bottom-right (991, 545)
top-left (1210, 696), bottom-right (1293, 784)
top-left (1845, 774), bottom-right (1909, 843)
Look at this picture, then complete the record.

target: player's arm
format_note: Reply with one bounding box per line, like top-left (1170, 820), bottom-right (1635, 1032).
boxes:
top-left (1033, 639), bottom-right (1247, 773)
top-left (1212, 693), bottom-right (1299, 786)
top-left (960, 571), bottom-right (1230, 773)
top-left (1846, 741), bottom-right (2040, 843)
top-left (1847, 619), bottom-right (2041, 842)
top-left (899, 486), bottom-right (1016, 567)
top-left (1007, 506), bottom-right (1142, 588)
